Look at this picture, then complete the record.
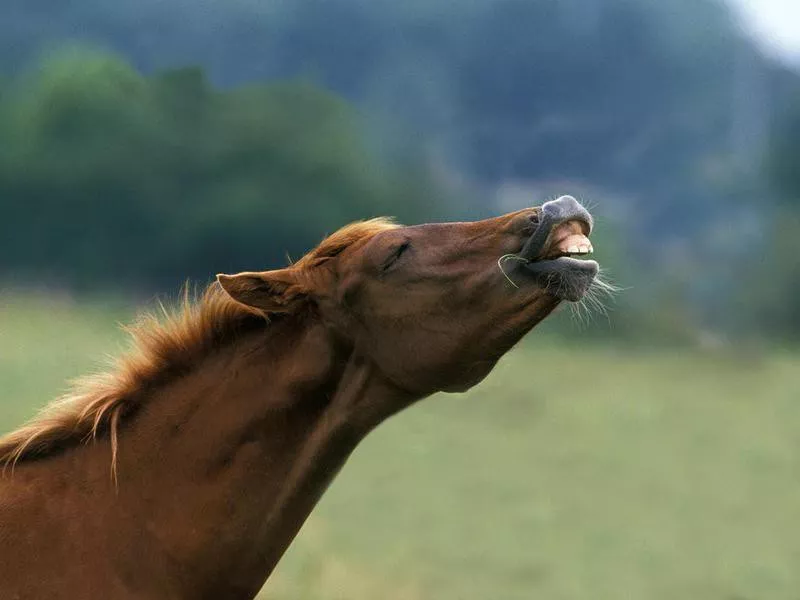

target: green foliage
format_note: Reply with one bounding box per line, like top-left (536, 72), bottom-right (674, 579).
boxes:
top-left (0, 0), bottom-right (764, 213)
top-left (0, 49), bottom-right (442, 287)
top-left (769, 97), bottom-right (800, 209)
top-left (760, 96), bottom-right (800, 338)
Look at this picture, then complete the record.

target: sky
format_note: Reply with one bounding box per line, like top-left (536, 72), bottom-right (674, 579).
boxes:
top-left (731, 0), bottom-right (800, 63)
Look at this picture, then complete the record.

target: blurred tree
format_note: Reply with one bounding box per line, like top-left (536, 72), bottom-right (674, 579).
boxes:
top-left (0, 0), bottom-right (780, 240)
top-left (756, 97), bottom-right (800, 337)
top-left (770, 100), bottom-right (800, 209)
top-left (0, 50), bottom-right (444, 289)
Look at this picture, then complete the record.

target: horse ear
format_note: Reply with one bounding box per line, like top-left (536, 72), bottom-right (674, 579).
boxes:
top-left (216, 269), bottom-right (305, 313)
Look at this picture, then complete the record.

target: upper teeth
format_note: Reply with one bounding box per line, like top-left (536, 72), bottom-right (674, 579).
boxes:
top-left (567, 245), bottom-right (593, 255)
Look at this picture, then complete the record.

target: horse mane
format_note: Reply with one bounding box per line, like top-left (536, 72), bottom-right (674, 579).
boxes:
top-left (0, 283), bottom-right (266, 474)
top-left (0, 218), bottom-right (398, 473)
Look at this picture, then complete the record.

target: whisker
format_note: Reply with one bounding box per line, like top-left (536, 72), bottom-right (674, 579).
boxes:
top-left (563, 268), bottom-right (622, 329)
top-left (496, 254), bottom-right (528, 289)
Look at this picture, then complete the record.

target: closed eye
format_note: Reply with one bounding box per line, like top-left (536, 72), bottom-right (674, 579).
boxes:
top-left (382, 241), bottom-right (410, 271)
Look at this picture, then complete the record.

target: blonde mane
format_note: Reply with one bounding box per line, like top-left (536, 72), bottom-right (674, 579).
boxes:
top-left (0, 218), bottom-right (398, 474)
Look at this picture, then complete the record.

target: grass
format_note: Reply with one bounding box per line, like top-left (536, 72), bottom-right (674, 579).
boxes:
top-left (2, 292), bottom-right (800, 599)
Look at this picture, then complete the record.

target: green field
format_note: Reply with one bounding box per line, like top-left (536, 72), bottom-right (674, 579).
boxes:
top-left (2, 293), bottom-right (800, 599)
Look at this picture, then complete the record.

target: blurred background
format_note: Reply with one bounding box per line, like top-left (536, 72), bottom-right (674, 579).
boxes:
top-left (2, 0), bottom-right (800, 598)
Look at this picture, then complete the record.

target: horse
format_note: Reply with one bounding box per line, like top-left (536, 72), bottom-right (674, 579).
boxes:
top-left (0, 195), bottom-right (599, 599)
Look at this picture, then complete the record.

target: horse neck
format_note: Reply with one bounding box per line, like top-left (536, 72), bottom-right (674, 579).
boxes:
top-left (104, 314), bottom-right (414, 598)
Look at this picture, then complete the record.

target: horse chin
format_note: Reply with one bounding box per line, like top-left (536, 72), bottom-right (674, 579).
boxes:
top-left (523, 257), bottom-right (599, 302)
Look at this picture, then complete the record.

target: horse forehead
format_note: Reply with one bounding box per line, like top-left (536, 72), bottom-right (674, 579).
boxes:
top-left (403, 219), bottom-right (502, 242)
top-left (337, 217), bottom-right (509, 264)
top-left (407, 219), bottom-right (484, 234)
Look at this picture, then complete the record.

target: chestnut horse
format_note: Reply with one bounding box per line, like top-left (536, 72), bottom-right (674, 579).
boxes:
top-left (0, 196), bottom-right (599, 599)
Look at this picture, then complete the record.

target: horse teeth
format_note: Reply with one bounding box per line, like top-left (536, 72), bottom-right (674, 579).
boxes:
top-left (567, 245), bottom-right (580, 254)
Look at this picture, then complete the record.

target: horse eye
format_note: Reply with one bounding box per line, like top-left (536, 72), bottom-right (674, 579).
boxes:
top-left (383, 241), bottom-right (410, 270)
